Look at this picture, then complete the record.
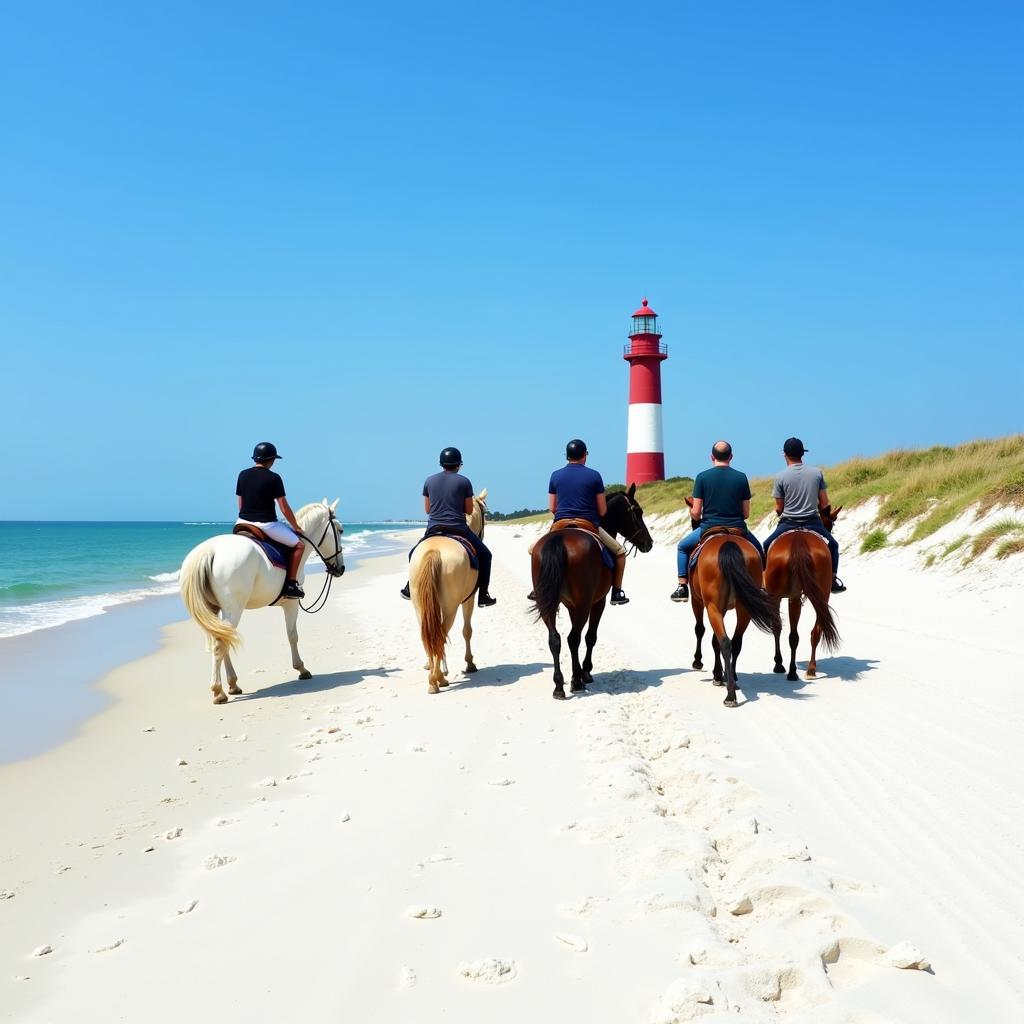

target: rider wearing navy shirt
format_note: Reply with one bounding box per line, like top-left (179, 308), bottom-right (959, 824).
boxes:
top-left (400, 447), bottom-right (496, 607)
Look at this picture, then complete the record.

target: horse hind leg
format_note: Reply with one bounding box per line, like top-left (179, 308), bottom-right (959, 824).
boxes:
top-left (223, 647), bottom-right (242, 696)
top-left (283, 601), bottom-right (312, 681)
top-left (548, 623), bottom-right (566, 700)
top-left (771, 597), bottom-right (785, 673)
top-left (711, 633), bottom-right (724, 684)
top-left (568, 608), bottom-right (588, 693)
top-left (692, 600), bottom-right (706, 671)
top-left (580, 598), bottom-right (607, 685)
top-left (787, 597), bottom-right (802, 682)
top-left (211, 606), bottom-right (242, 704)
top-left (807, 621), bottom-right (822, 679)
top-left (462, 597), bottom-right (477, 674)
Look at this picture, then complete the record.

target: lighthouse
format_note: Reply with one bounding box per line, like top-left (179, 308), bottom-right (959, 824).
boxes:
top-left (623, 298), bottom-right (668, 485)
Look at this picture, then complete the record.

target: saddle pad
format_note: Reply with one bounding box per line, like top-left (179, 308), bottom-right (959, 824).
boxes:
top-left (252, 537), bottom-right (289, 570)
top-left (560, 528), bottom-right (616, 572)
top-left (688, 532), bottom-right (756, 575)
top-left (411, 533), bottom-right (479, 571)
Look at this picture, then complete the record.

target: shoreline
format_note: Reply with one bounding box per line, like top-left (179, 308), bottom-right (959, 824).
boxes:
top-left (0, 530), bottom-right (418, 768)
top-left (1, 523), bottom-right (1021, 1021)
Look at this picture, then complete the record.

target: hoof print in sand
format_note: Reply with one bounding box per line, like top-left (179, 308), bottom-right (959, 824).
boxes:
top-left (553, 932), bottom-right (588, 952)
top-left (90, 938), bottom-right (126, 953)
top-left (177, 899), bottom-right (199, 916)
top-left (399, 966), bottom-right (417, 988)
top-left (487, 778), bottom-right (515, 787)
top-left (1, 890), bottom-right (16, 900)
top-left (204, 854), bottom-right (236, 870)
top-left (651, 978), bottom-right (714, 1022)
top-left (458, 957), bottom-right (518, 984)
top-left (406, 905), bottom-right (442, 919)
top-left (32, 945), bottom-right (54, 958)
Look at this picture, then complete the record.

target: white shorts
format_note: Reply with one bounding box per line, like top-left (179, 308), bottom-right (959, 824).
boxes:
top-left (236, 519), bottom-right (301, 547)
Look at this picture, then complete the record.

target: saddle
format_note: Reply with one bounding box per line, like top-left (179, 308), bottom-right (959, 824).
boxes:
top-left (232, 523), bottom-right (290, 571)
top-left (548, 519), bottom-right (616, 572)
top-left (688, 526), bottom-right (757, 575)
top-left (412, 529), bottom-right (479, 570)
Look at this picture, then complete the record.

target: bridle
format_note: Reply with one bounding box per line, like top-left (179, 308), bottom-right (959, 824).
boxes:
top-left (295, 508), bottom-right (345, 614)
top-left (613, 495), bottom-right (649, 557)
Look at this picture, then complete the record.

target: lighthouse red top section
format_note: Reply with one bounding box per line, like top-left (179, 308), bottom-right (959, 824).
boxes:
top-left (625, 296), bottom-right (667, 362)
top-left (631, 297), bottom-right (658, 318)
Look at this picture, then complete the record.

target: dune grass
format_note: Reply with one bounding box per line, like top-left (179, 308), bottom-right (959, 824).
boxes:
top-left (970, 518), bottom-right (1024, 559)
top-left (861, 528), bottom-right (888, 553)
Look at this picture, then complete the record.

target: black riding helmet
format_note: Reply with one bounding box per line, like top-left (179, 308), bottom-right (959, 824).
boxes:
top-left (439, 446), bottom-right (463, 468)
top-left (252, 441), bottom-right (282, 462)
top-left (566, 438), bottom-right (587, 460)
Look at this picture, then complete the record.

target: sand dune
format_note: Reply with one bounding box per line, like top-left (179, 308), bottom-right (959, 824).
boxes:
top-left (1, 522), bottom-right (1021, 1022)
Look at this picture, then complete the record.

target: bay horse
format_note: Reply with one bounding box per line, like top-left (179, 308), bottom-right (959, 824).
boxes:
top-left (532, 485), bottom-right (653, 700)
top-left (765, 506), bottom-right (842, 681)
top-left (410, 489), bottom-right (488, 694)
top-left (684, 499), bottom-right (781, 708)
top-left (180, 499), bottom-right (345, 704)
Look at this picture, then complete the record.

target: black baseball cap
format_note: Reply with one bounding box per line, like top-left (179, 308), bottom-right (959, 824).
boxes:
top-left (783, 437), bottom-right (807, 457)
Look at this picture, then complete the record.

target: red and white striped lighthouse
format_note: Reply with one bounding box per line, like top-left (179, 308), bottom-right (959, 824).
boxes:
top-left (623, 298), bottom-right (668, 485)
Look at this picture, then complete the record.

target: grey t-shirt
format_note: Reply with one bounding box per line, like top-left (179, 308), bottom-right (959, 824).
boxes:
top-left (423, 471), bottom-right (473, 530)
top-left (772, 463), bottom-right (826, 518)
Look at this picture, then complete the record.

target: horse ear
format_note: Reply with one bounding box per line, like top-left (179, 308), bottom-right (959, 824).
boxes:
top-left (684, 496), bottom-right (694, 508)
top-left (329, 498), bottom-right (339, 512)
top-left (322, 497), bottom-right (328, 506)
top-left (479, 487), bottom-right (488, 501)
top-left (627, 483), bottom-right (636, 499)
top-left (831, 505), bottom-right (842, 518)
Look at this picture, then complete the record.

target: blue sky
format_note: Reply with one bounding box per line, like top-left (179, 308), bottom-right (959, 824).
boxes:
top-left (2, 2), bottom-right (1021, 521)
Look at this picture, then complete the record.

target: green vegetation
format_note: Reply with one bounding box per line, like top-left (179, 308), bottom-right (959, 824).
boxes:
top-left (995, 536), bottom-right (1024, 560)
top-left (943, 535), bottom-right (969, 557)
top-left (485, 507), bottom-right (548, 522)
top-left (970, 518), bottom-right (1024, 559)
top-left (861, 528), bottom-right (888, 553)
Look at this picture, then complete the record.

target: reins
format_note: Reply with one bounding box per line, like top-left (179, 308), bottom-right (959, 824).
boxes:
top-left (295, 510), bottom-right (345, 615)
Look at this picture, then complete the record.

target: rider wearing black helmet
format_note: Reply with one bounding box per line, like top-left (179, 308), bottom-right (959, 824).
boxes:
top-left (236, 442), bottom-right (306, 599)
top-left (400, 447), bottom-right (496, 607)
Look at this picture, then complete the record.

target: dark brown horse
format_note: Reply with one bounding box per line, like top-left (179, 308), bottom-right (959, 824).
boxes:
top-left (532, 486), bottom-right (653, 699)
top-left (764, 506), bottom-right (842, 681)
top-left (684, 500), bottom-right (781, 707)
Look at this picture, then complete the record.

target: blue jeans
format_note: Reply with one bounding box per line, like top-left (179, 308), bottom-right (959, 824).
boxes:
top-left (763, 516), bottom-right (839, 574)
top-left (676, 526), bottom-right (765, 580)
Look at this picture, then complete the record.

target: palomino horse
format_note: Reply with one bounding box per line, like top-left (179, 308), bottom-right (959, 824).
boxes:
top-left (410, 489), bottom-right (488, 694)
top-left (180, 500), bottom-right (345, 703)
top-left (687, 518), bottom-right (781, 708)
top-left (765, 506), bottom-right (842, 681)
top-left (532, 486), bottom-right (653, 700)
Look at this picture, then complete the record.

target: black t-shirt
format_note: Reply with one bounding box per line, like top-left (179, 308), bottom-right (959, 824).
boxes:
top-left (236, 467), bottom-right (286, 522)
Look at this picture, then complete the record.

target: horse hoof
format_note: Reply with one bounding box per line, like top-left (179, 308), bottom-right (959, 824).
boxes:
top-left (570, 683), bottom-right (586, 693)
top-left (692, 661), bottom-right (703, 671)
top-left (428, 683), bottom-right (439, 694)
top-left (298, 670), bottom-right (312, 681)
top-left (212, 692), bottom-right (228, 705)
top-left (465, 663), bottom-right (478, 674)
top-left (438, 679), bottom-right (449, 688)
top-left (581, 672), bottom-right (593, 685)
top-left (724, 698), bottom-right (738, 709)
top-left (227, 684), bottom-right (243, 695)
top-left (806, 671), bottom-right (817, 679)
top-left (773, 665), bottom-right (786, 674)
top-left (712, 679), bottom-right (725, 687)
top-left (553, 689), bottom-right (567, 700)
top-left (787, 673), bottom-right (798, 682)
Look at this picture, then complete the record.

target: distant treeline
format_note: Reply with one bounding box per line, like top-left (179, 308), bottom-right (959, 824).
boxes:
top-left (484, 507), bottom-right (547, 522)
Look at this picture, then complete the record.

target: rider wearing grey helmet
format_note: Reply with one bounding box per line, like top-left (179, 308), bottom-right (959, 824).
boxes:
top-left (236, 442), bottom-right (306, 599)
top-left (400, 447), bottom-right (496, 606)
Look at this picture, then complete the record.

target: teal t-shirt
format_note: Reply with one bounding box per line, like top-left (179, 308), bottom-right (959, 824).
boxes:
top-left (693, 466), bottom-right (751, 527)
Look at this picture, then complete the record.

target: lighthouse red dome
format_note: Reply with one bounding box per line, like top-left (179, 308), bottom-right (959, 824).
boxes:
top-left (631, 297), bottom-right (658, 318)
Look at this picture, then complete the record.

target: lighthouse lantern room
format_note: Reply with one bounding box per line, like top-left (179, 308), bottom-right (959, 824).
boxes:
top-left (623, 297), bottom-right (668, 485)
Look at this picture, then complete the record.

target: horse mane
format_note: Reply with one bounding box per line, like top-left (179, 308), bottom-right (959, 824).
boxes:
top-left (295, 502), bottom-right (328, 528)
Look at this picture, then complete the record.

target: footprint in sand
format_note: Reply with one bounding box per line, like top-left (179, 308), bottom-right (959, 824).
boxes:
top-left (553, 932), bottom-right (588, 952)
top-left (204, 855), bottom-right (236, 870)
top-left (177, 899), bottom-right (199, 916)
top-left (488, 778), bottom-right (515, 787)
top-left (399, 966), bottom-right (417, 988)
top-left (458, 958), bottom-right (518, 984)
top-left (406, 905), bottom-right (443, 919)
top-left (90, 938), bottom-right (126, 953)
top-left (32, 945), bottom-right (53, 957)
top-left (0, 890), bottom-right (15, 900)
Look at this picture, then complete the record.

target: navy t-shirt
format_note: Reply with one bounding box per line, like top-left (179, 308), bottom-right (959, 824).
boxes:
top-left (236, 466), bottom-right (286, 522)
top-left (549, 464), bottom-right (605, 526)
top-left (423, 471), bottom-right (473, 529)
top-left (693, 466), bottom-right (751, 527)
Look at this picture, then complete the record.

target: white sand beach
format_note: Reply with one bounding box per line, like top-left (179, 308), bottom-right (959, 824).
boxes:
top-left (2, 521), bottom-right (1022, 1023)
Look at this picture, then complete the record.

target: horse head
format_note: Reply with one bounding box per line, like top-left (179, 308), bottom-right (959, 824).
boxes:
top-left (470, 488), bottom-right (488, 536)
top-left (607, 483), bottom-right (654, 553)
top-left (683, 496), bottom-right (701, 531)
top-left (297, 498), bottom-right (346, 576)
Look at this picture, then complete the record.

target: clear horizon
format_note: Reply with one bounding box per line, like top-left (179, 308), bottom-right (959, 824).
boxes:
top-left (3, 2), bottom-right (1021, 521)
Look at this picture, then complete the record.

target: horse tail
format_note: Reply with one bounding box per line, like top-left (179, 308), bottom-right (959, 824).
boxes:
top-left (790, 534), bottom-right (841, 652)
top-left (532, 534), bottom-right (567, 624)
top-left (180, 544), bottom-right (240, 653)
top-left (413, 548), bottom-right (446, 662)
top-left (717, 541), bottom-right (781, 635)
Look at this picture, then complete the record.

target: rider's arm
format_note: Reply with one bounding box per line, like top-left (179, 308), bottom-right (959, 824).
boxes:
top-left (464, 497), bottom-right (474, 515)
top-left (238, 496), bottom-right (243, 512)
top-left (690, 497), bottom-right (704, 519)
top-left (424, 496), bottom-right (431, 514)
top-left (774, 497), bottom-right (785, 514)
top-left (596, 493), bottom-right (608, 517)
top-left (819, 488), bottom-right (830, 510)
top-left (276, 496), bottom-right (301, 532)
top-left (548, 493), bottom-right (558, 515)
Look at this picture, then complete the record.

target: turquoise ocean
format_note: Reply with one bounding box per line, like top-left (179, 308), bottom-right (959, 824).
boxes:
top-left (0, 521), bottom-right (417, 640)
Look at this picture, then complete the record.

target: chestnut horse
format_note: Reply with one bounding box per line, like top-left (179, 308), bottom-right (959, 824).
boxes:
top-left (764, 506), bottom-right (842, 681)
top-left (685, 501), bottom-right (781, 707)
top-left (532, 486), bottom-right (652, 700)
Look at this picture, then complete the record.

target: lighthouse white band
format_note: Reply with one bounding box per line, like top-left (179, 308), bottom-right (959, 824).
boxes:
top-left (626, 403), bottom-right (664, 454)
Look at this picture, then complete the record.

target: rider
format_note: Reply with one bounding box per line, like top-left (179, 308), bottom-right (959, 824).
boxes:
top-left (670, 440), bottom-right (765, 603)
top-left (236, 442), bottom-right (306, 600)
top-left (544, 438), bottom-right (630, 606)
top-left (762, 437), bottom-right (846, 593)
top-left (400, 447), bottom-right (497, 607)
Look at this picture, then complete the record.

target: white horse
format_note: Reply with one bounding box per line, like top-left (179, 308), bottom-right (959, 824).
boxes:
top-left (180, 499), bottom-right (344, 704)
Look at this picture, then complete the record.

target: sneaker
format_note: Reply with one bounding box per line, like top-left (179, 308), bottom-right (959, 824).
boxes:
top-left (831, 576), bottom-right (847, 594)
top-left (610, 588), bottom-right (630, 605)
top-left (670, 584), bottom-right (689, 603)
top-left (283, 579), bottom-right (305, 600)
top-left (400, 582), bottom-right (411, 601)
top-left (478, 592), bottom-right (497, 607)
top-left (526, 589), bottom-right (536, 601)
